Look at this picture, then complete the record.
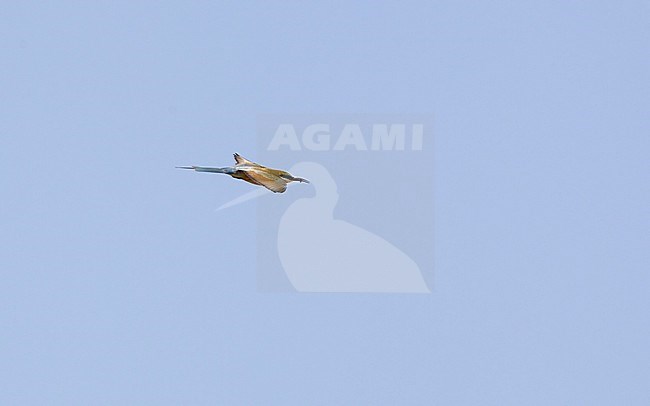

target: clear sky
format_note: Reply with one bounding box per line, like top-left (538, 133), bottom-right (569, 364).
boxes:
top-left (1, 1), bottom-right (649, 404)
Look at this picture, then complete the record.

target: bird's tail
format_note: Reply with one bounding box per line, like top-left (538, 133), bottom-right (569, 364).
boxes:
top-left (176, 166), bottom-right (235, 174)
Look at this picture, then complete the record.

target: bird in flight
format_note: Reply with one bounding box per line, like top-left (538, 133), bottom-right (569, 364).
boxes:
top-left (177, 153), bottom-right (310, 193)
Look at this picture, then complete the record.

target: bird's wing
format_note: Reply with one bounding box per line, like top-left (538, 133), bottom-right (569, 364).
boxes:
top-left (233, 153), bottom-right (261, 166)
top-left (240, 167), bottom-right (288, 193)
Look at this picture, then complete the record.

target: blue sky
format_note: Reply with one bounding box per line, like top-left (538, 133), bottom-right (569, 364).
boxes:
top-left (1, 1), bottom-right (649, 404)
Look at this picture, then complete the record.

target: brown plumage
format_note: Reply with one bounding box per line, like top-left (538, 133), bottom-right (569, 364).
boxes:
top-left (177, 153), bottom-right (310, 193)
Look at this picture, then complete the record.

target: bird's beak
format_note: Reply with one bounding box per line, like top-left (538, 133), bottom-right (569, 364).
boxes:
top-left (176, 166), bottom-right (195, 170)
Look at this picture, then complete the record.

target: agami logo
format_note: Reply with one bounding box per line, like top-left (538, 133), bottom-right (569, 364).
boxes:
top-left (256, 114), bottom-right (434, 293)
top-left (268, 123), bottom-right (424, 151)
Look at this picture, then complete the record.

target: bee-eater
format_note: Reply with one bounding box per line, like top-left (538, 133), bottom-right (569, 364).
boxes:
top-left (177, 153), bottom-right (310, 193)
